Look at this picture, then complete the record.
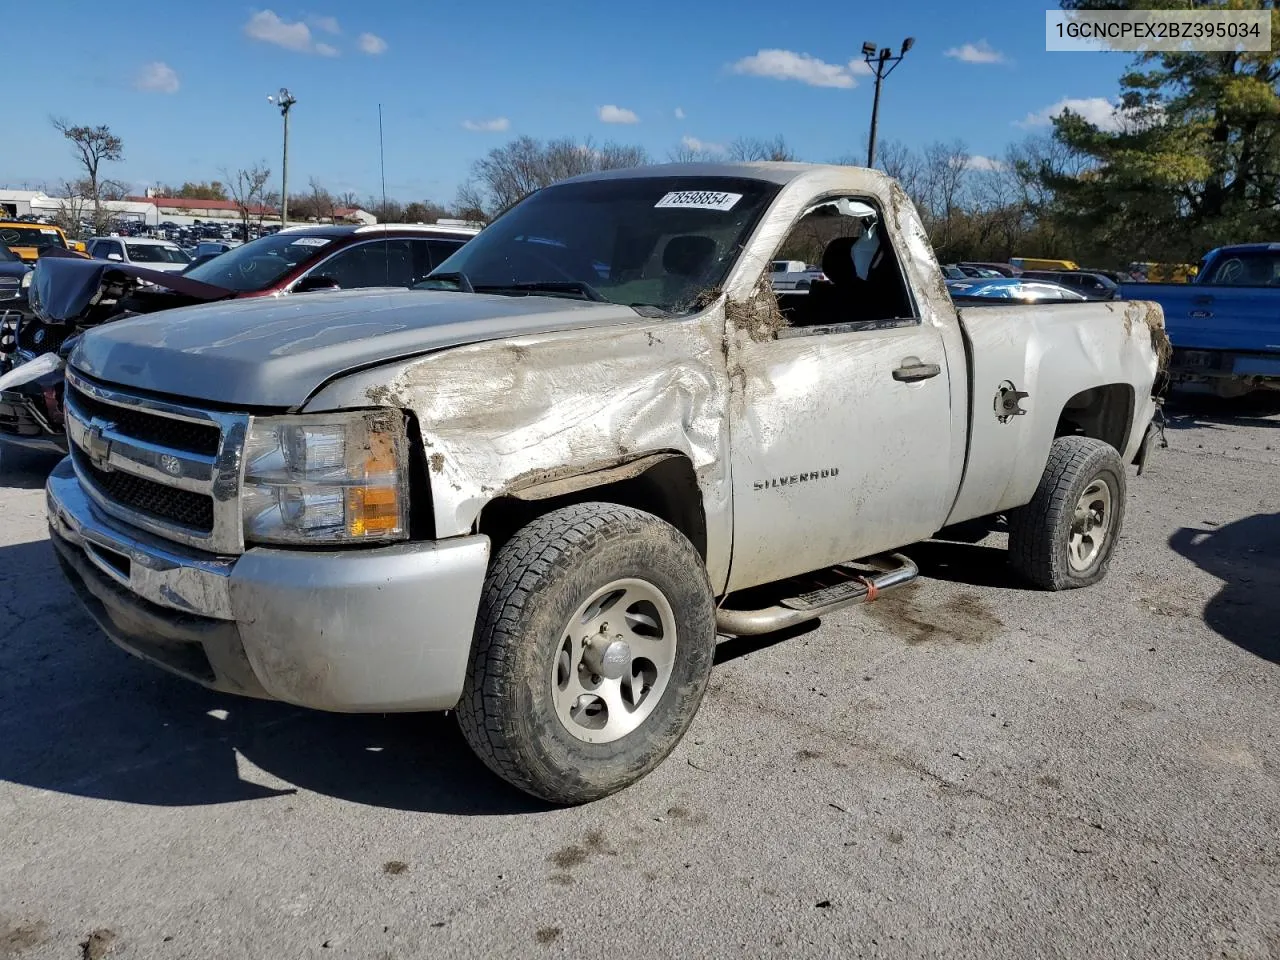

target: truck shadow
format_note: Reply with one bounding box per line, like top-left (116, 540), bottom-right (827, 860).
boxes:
top-left (0, 538), bottom-right (542, 814)
top-left (0, 445), bottom-right (62, 490)
top-left (1169, 513), bottom-right (1280, 664)
top-left (1163, 391), bottom-right (1280, 432)
top-left (897, 540), bottom-right (1027, 590)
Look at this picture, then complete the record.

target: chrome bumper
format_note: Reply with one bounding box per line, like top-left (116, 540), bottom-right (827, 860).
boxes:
top-left (47, 458), bottom-right (491, 712)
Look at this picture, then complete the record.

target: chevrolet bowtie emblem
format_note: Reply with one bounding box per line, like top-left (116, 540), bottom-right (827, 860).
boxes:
top-left (84, 417), bottom-right (114, 471)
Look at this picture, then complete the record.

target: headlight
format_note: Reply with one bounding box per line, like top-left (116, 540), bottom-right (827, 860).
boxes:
top-left (242, 410), bottom-right (409, 545)
top-left (21, 271), bottom-right (31, 289)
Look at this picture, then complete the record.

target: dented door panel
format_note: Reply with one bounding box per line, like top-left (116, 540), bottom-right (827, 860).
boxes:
top-left (723, 322), bottom-right (953, 592)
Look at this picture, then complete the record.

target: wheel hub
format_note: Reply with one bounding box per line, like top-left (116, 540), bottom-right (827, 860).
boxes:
top-left (1067, 478), bottom-right (1113, 573)
top-left (551, 578), bottom-right (678, 744)
top-left (582, 633), bottom-right (631, 680)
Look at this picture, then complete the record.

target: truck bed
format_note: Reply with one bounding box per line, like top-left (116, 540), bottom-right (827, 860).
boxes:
top-left (946, 299), bottom-right (1164, 526)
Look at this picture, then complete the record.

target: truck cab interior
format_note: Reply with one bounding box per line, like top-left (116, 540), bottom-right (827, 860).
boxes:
top-left (772, 198), bottom-right (915, 331)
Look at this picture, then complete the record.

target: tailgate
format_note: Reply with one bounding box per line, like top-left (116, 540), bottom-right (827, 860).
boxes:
top-left (1123, 283), bottom-right (1280, 354)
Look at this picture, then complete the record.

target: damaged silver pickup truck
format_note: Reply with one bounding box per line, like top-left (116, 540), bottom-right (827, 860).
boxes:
top-left (46, 163), bottom-right (1168, 803)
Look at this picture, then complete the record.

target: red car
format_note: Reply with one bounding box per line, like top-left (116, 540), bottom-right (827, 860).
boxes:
top-left (181, 223), bottom-right (480, 298)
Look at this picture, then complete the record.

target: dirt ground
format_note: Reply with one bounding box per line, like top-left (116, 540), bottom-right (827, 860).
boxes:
top-left (0, 392), bottom-right (1276, 960)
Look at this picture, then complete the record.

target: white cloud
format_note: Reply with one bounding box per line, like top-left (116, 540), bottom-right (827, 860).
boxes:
top-left (674, 106), bottom-right (686, 120)
top-left (965, 155), bottom-right (1005, 171)
top-left (598, 104), bottom-right (639, 124)
top-left (1017, 96), bottom-right (1128, 132)
top-left (309, 14), bottom-right (340, 34)
top-left (358, 32), bottom-right (388, 55)
top-left (849, 59), bottom-right (873, 76)
top-left (730, 49), bottom-right (861, 88)
top-left (315, 42), bottom-right (338, 56)
top-left (682, 135), bottom-right (725, 154)
top-left (462, 117), bottom-right (511, 132)
top-left (244, 10), bottom-right (317, 53)
top-left (134, 61), bottom-right (179, 94)
top-left (944, 40), bottom-right (1005, 64)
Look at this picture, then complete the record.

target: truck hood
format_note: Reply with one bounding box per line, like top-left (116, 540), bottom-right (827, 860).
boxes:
top-left (69, 287), bottom-right (647, 407)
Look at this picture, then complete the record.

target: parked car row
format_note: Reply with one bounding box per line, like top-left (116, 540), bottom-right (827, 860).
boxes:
top-left (0, 223), bottom-right (480, 451)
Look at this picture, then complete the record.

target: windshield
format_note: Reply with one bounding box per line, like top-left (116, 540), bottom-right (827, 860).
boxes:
top-left (183, 233), bottom-right (334, 291)
top-left (1203, 250), bottom-right (1280, 286)
top-left (127, 243), bottom-right (191, 264)
top-left (0, 226), bottom-right (66, 251)
top-left (423, 176), bottom-right (780, 314)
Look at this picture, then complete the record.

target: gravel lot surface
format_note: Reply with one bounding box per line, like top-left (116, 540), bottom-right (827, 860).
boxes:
top-left (1, 394), bottom-right (1276, 960)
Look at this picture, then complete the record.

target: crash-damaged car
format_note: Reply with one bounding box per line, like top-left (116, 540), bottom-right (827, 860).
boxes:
top-left (46, 163), bottom-right (1169, 803)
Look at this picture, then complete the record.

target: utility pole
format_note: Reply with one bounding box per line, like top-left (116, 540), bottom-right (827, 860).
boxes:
top-left (378, 103), bottom-right (387, 221)
top-left (862, 37), bottom-right (914, 169)
top-left (268, 88), bottom-right (297, 226)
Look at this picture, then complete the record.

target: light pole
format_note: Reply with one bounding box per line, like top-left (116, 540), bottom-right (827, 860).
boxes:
top-left (862, 37), bottom-right (913, 169)
top-left (267, 87), bottom-right (297, 226)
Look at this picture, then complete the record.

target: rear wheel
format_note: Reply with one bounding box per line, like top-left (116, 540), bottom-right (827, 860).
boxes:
top-left (1009, 436), bottom-right (1126, 590)
top-left (457, 503), bottom-right (717, 804)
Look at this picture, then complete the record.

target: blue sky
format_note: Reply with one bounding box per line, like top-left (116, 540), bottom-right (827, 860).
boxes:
top-left (7, 1), bottom-right (1132, 205)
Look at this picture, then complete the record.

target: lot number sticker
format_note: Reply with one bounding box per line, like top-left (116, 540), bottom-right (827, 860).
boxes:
top-left (655, 191), bottom-right (742, 211)
top-left (290, 237), bottom-right (332, 247)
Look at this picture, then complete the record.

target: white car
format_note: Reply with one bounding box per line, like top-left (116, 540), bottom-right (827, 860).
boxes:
top-left (769, 258), bottom-right (825, 293)
top-left (87, 237), bottom-right (192, 274)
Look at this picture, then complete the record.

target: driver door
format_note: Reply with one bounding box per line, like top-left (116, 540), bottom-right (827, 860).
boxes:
top-left (725, 197), bottom-right (959, 591)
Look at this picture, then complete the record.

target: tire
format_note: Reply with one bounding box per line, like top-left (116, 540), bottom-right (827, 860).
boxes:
top-left (457, 502), bottom-right (717, 804)
top-left (1008, 436), bottom-right (1127, 591)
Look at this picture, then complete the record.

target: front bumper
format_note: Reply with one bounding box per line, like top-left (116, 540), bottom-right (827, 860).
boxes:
top-left (47, 458), bottom-right (491, 712)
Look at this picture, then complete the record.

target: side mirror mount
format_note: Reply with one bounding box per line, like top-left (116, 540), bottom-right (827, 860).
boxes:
top-left (294, 275), bottom-right (341, 293)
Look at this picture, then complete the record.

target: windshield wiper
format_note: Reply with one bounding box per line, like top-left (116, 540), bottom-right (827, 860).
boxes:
top-left (629, 304), bottom-right (670, 319)
top-left (473, 280), bottom-right (609, 303)
top-left (417, 271), bottom-right (474, 293)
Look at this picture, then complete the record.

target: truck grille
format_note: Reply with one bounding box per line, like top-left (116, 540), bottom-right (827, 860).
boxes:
top-left (63, 368), bottom-right (248, 554)
top-left (66, 382), bottom-right (221, 456)
top-left (72, 448), bottom-right (215, 532)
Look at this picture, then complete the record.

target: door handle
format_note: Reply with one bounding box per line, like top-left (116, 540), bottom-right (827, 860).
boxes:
top-left (892, 358), bottom-right (941, 382)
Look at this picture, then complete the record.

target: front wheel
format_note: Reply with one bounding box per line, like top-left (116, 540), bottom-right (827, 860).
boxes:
top-left (1008, 436), bottom-right (1127, 590)
top-left (456, 503), bottom-right (717, 804)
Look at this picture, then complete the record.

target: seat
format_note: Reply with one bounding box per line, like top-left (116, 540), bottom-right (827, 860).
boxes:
top-left (790, 236), bottom-right (857, 326)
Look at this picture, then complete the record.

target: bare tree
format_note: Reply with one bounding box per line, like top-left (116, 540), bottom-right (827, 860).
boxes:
top-left (871, 139), bottom-right (924, 199)
top-left (667, 142), bottom-right (722, 164)
top-left (364, 196), bottom-right (404, 223)
top-left (726, 135), bottom-right (796, 162)
top-left (335, 190), bottom-right (360, 211)
top-left (50, 118), bottom-right (123, 235)
top-left (453, 185), bottom-right (488, 224)
top-left (402, 201), bottom-right (450, 224)
top-left (308, 178), bottom-right (336, 224)
top-left (222, 163), bottom-right (273, 242)
top-left (49, 180), bottom-right (90, 239)
top-left (461, 135), bottom-right (649, 216)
